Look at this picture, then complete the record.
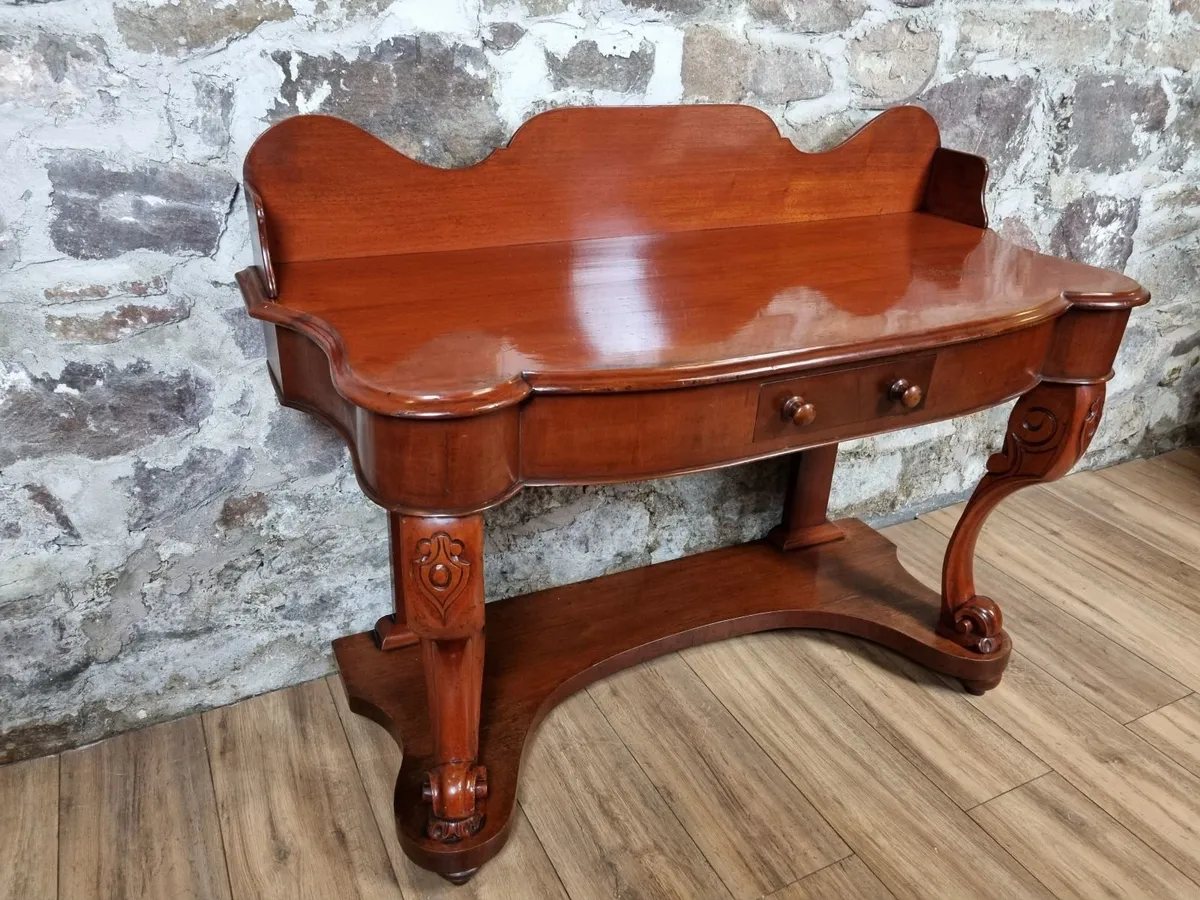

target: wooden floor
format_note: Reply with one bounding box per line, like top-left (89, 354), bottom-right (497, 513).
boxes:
top-left (5, 450), bottom-right (1200, 900)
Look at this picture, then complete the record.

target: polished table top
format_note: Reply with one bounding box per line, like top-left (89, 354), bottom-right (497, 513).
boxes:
top-left (254, 211), bottom-right (1144, 416)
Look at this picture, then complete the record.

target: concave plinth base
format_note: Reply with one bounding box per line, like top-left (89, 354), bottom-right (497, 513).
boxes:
top-left (334, 518), bottom-right (1009, 881)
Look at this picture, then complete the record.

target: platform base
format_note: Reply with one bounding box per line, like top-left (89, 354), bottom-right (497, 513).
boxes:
top-left (334, 518), bottom-right (1009, 881)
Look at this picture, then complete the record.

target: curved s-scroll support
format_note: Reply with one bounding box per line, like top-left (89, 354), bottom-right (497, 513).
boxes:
top-left (940, 380), bottom-right (1105, 654)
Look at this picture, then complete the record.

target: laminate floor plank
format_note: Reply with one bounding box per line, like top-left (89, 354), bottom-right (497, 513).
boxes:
top-left (969, 771), bottom-right (1200, 900)
top-left (326, 676), bottom-right (568, 900)
top-left (1044, 471), bottom-right (1200, 570)
top-left (59, 717), bottom-right (230, 900)
top-left (884, 518), bottom-right (1190, 723)
top-left (0, 756), bottom-right (57, 900)
top-left (768, 856), bottom-right (895, 900)
top-left (922, 504), bottom-right (1200, 692)
top-left (1161, 446), bottom-right (1200, 474)
top-left (1098, 455), bottom-right (1200, 525)
top-left (203, 679), bottom-right (401, 900)
top-left (589, 654), bottom-right (851, 899)
top-left (1000, 486), bottom-right (1200, 614)
top-left (961, 653), bottom-right (1200, 885)
top-left (793, 631), bottom-right (1048, 810)
top-left (685, 633), bottom-right (1054, 900)
top-left (1129, 693), bottom-right (1200, 778)
top-left (519, 690), bottom-right (734, 900)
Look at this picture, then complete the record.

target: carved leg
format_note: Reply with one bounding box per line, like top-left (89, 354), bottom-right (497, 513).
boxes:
top-left (941, 381), bottom-right (1105, 654)
top-left (398, 514), bottom-right (488, 842)
top-left (769, 444), bottom-right (845, 551)
top-left (375, 512), bottom-right (422, 650)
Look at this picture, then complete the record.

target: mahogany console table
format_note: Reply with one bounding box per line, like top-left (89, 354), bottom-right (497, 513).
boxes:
top-left (236, 105), bottom-right (1147, 883)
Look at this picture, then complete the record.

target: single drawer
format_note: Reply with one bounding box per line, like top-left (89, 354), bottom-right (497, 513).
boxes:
top-left (753, 354), bottom-right (937, 442)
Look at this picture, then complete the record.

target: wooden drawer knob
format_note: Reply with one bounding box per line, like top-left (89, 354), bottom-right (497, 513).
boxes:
top-left (782, 396), bottom-right (817, 426)
top-left (890, 378), bottom-right (923, 408)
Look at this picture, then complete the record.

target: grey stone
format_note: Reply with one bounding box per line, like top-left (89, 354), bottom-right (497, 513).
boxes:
top-left (957, 10), bottom-right (1110, 70)
top-left (746, 0), bottom-right (865, 32)
top-left (748, 45), bottom-right (832, 103)
top-left (0, 31), bottom-right (114, 108)
top-left (195, 77), bottom-right (234, 150)
top-left (43, 276), bottom-right (168, 304)
top-left (682, 26), bottom-right (831, 103)
top-left (23, 485), bottom-right (80, 543)
top-left (1163, 73), bottom-right (1199, 171)
top-left (483, 23), bottom-right (526, 53)
top-left (265, 408), bottom-right (347, 477)
top-left (920, 74), bottom-right (1036, 179)
top-left (114, 0), bottom-right (293, 55)
top-left (1050, 194), bottom-right (1141, 272)
top-left (0, 361), bottom-right (213, 467)
top-left (848, 20), bottom-right (939, 106)
top-left (1174, 0), bottom-right (1200, 15)
top-left (272, 35), bottom-right (505, 167)
top-left (122, 447), bottom-right (252, 530)
top-left (45, 299), bottom-right (191, 344)
top-left (546, 40), bottom-right (654, 93)
top-left (222, 307), bottom-right (266, 359)
top-left (0, 214), bottom-right (17, 269)
top-left (1067, 75), bottom-right (1168, 173)
top-left (485, 0), bottom-right (570, 14)
top-left (47, 153), bottom-right (236, 259)
top-left (622, 0), bottom-right (732, 16)
top-left (218, 492), bottom-right (269, 529)
top-left (681, 26), bottom-right (752, 102)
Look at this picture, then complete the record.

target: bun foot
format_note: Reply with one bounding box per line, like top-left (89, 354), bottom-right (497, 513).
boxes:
top-left (441, 868), bottom-right (479, 885)
top-left (962, 675), bottom-right (1002, 696)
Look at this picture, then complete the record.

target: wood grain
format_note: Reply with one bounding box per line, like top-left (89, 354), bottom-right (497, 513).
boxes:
top-left (1000, 486), bottom-right (1200, 614)
top-left (793, 632), bottom-right (1048, 809)
top-left (1129, 694), bottom-right (1200, 778)
top-left (59, 717), bottom-right (229, 900)
top-left (1045, 471), bottom-right (1200, 569)
top-left (588, 655), bottom-right (850, 899)
top-left (922, 503), bottom-right (1200, 692)
top-left (885, 518), bottom-right (1189, 723)
top-left (0, 756), bottom-right (57, 900)
top-left (970, 772), bottom-right (1200, 900)
top-left (203, 679), bottom-right (399, 900)
top-left (326, 676), bottom-right (567, 900)
top-left (518, 692), bottom-right (733, 900)
top-left (1099, 455), bottom-right (1200, 525)
top-left (962, 653), bottom-right (1200, 884)
top-left (685, 633), bottom-right (1054, 900)
top-left (769, 856), bottom-right (895, 900)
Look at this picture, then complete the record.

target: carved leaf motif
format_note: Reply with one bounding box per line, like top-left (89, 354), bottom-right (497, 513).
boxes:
top-left (412, 532), bottom-right (471, 622)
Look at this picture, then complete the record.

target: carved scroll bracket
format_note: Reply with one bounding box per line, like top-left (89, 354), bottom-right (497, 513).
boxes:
top-left (940, 381), bottom-right (1105, 654)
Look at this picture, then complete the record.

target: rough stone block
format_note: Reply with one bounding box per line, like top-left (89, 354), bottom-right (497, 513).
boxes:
top-left (920, 74), bottom-right (1036, 179)
top-left (1050, 194), bottom-right (1141, 272)
top-left (47, 152), bottom-right (236, 259)
top-left (114, 0), bottom-right (293, 55)
top-left (45, 300), bottom-right (191, 344)
top-left (0, 361), bottom-right (212, 466)
top-left (682, 26), bottom-right (831, 103)
top-left (848, 20), bottom-right (938, 106)
top-left (546, 40), bottom-right (654, 93)
top-left (746, 0), bottom-right (865, 33)
top-left (272, 35), bottom-right (505, 167)
top-left (1067, 75), bottom-right (1167, 173)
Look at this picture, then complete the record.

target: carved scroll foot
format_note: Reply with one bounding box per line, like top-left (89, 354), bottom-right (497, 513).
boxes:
top-left (397, 515), bottom-right (488, 843)
top-left (423, 762), bottom-right (488, 841)
top-left (940, 381), bottom-right (1105, 655)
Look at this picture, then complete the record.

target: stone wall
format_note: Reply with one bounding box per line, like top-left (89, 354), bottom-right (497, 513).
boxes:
top-left (1, 0), bottom-right (1197, 763)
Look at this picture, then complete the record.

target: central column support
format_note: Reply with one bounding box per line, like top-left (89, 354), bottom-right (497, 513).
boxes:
top-left (769, 444), bottom-right (845, 551)
top-left (396, 514), bottom-right (489, 849)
